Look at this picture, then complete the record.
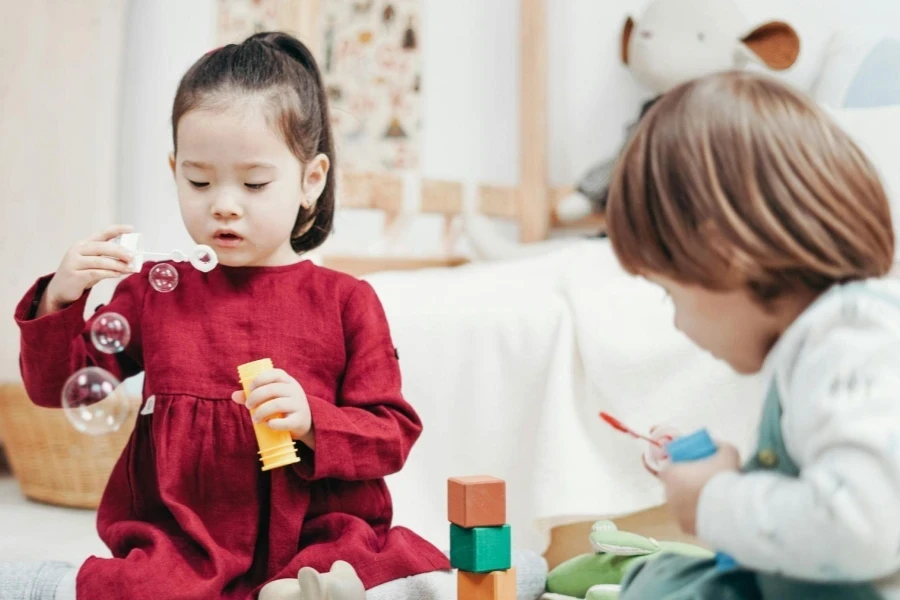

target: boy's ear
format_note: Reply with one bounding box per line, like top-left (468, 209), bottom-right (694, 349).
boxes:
top-left (168, 153), bottom-right (176, 178)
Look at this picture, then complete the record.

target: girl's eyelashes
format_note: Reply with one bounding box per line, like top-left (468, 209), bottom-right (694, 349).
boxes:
top-left (185, 181), bottom-right (270, 190)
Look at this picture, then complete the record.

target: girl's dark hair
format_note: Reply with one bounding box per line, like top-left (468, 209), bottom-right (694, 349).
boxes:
top-left (172, 32), bottom-right (335, 253)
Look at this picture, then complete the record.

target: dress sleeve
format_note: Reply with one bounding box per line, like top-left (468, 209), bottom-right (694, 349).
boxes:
top-left (697, 304), bottom-right (900, 581)
top-left (293, 281), bottom-right (423, 481)
top-left (15, 272), bottom-right (146, 408)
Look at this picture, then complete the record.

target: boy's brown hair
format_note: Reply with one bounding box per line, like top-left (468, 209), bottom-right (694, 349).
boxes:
top-left (606, 71), bottom-right (895, 303)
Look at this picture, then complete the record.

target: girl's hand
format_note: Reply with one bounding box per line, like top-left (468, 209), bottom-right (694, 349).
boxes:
top-left (658, 441), bottom-right (740, 535)
top-left (41, 225), bottom-right (136, 316)
top-left (231, 369), bottom-right (313, 443)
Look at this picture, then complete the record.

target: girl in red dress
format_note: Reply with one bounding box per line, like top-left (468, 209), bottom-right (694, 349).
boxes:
top-left (10, 32), bottom-right (452, 600)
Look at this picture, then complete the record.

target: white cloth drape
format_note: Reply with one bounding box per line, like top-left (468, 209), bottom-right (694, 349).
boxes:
top-left (373, 240), bottom-right (764, 552)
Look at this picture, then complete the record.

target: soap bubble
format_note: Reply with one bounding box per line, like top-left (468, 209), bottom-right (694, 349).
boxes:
top-left (61, 367), bottom-right (130, 435)
top-left (90, 312), bottom-right (131, 354)
top-left (149, 263), bottom-right (179, 293)
top-left (190, 245), bottom-right (218, 273)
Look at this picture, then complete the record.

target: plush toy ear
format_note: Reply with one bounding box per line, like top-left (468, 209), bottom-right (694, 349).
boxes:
top-left (297, 567), bottom-right (327, 599)
top-left (622, 16), bottom-right (635, 65)
top-left (590, 529), bottom-right (660, 556)
top-left (740, 21), bottom-right (801, 71)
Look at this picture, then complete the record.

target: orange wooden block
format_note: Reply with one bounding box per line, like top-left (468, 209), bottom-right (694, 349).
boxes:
top-left (448, 476), bottom-right (506, 528)
top-left (457, 568), bottom-right (516, 600)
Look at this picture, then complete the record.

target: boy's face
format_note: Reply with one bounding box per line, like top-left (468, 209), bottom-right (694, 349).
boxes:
top-left (647, 275), bottom-right (778, 375)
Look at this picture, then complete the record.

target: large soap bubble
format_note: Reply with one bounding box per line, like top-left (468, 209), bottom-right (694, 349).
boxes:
top-left (61, 367), bottom-right (130, 435)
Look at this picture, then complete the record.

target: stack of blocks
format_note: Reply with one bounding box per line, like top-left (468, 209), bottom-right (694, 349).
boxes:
top-left (448, 476), bottom-right (516, 600)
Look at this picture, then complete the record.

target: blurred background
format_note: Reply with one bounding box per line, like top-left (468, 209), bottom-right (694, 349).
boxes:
top-left (3, 0), bottom-right (900, 568)
top-left (4, 0), bottom-right (900, 380)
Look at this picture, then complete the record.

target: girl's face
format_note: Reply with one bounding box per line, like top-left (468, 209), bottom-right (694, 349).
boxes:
top-left (646, 275), bottom-right (782, 375)
top-left (170, 100), bottom-right (328, 268)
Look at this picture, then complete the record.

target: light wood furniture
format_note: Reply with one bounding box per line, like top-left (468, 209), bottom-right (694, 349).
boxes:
top-left (271, 0), bottom-right (586, 274)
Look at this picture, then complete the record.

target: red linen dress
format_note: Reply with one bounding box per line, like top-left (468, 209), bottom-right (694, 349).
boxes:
top-left (15, 260), bottom-right (449, 600)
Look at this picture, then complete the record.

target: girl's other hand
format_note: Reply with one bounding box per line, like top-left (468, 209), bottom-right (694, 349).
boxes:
top-left (232, 368), bottom-right (313, 444)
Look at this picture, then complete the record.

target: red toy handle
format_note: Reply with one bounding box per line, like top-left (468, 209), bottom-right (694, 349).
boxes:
top-left (598, 412), bottom-right (663, 448)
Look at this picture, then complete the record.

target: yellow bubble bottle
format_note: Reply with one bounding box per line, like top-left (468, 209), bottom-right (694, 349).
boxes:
top-left (237, 358), bottom-right (301, 471)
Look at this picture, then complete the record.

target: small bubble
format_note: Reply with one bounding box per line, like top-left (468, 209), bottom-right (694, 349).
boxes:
top-left (90, 312), bottom-right (131, 354)
top-left (149, 263), bottom-right (179, 293)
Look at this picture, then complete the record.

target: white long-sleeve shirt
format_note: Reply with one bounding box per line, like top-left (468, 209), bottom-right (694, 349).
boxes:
top-left (697, 278), bottom-right (900, 597)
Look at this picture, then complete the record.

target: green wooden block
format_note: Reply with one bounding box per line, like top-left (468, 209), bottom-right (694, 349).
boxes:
top-left (449, 523), bottom-right (512, 573)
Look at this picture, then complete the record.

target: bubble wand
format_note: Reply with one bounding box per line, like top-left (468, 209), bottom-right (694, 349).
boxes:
top-left (114, 232), bottom-right (218, 273)
top-left (598, 411), bottom-right (663, 448)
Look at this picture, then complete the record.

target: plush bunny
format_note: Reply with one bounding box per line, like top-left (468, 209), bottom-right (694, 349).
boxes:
top-left (258, 560), bottom-right (366, 600)
top-left (463, 0), bottom-right (801, 261)
top-left (555, 0), bottom-right (800, 224)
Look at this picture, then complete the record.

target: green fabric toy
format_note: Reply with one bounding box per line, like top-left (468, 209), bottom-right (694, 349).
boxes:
top-left (545, 520), bottom-right (712, 599)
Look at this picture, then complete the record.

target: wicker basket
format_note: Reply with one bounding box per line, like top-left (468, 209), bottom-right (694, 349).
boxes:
top-left (0, 381), bottom-right (139, 509)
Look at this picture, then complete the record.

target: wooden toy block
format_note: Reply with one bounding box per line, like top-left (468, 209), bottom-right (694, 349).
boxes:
top-left (448, 475), bottom-right (506, 528)
top-left (457, 567), bottom-right (516, 600)
top-left (450, 524), bottom-right (511, 573)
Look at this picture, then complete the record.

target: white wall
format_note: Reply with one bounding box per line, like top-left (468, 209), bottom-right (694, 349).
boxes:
top-left (117, 0), bottom-right (217, 255)
top-left (0, 0), bottom-right (126, 381)
top-left (118, 0), bottom-right (900, 260)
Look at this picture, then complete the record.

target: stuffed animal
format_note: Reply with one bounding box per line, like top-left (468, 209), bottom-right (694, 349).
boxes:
top-left (258, 560), bottom-right (365, 600)
top-left (555, 0), bottom-right (800, 225)
top-left (542, 521), bottom-right (712, 600)
top-left (462, 0), bottom-right (801, 262)
top-left (463, 2), bottom-right (900, 261)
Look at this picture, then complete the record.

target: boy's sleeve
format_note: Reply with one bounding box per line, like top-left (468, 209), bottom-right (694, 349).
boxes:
top-left (15, 272), bottom-right (146, 408)
top-left (293, 281), bottom-right (423, 481)
top-left (697, 315), bottom-right (900, 581)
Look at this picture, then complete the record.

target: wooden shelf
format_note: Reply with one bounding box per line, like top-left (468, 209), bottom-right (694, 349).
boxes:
top-left (322, 255), bottom-right (470, 277)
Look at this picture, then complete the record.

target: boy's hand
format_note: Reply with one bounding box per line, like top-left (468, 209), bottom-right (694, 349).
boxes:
top-left (41, 225), bottom-right (136, 316)
top-left (232, 369), bottom-right (313, 444)
top-left (659, 441), bottom-right (740, 535)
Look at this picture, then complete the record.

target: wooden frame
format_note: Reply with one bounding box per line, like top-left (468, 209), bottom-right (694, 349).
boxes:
top-left (287, 0), bottom-right (566, 274)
